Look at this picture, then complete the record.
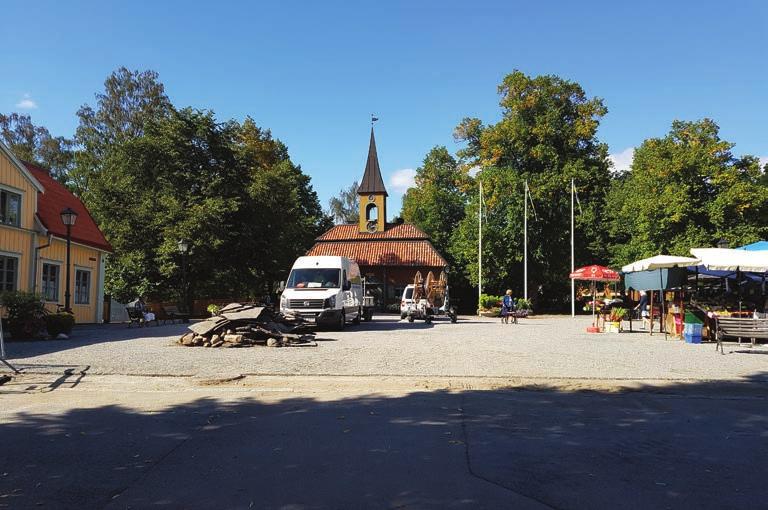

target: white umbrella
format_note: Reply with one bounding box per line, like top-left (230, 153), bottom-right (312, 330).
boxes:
top-left (689, 248), bottom-right (768, 273)
top-left (622, 255), bottom-right (700, 273)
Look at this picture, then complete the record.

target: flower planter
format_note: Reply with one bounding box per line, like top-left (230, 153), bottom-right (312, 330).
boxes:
top-left (605, 321), bottom-right (622, 333)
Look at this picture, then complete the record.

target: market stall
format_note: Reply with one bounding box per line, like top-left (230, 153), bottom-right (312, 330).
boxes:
top-left (569, 265), bottom-right (621, 333)
top-left (621, 255), bottom-right (699, 338)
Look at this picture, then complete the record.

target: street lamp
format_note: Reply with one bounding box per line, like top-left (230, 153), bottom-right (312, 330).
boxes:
top-left (177, 239), bottom-right (190, 314)
top-left (60, 207), bottom-right (78, 313)
top-left (717, 239), bottom-right (729, 249)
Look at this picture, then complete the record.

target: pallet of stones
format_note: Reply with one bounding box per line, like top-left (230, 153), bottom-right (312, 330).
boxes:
top-left (177, 302), bottom-right (316, 348)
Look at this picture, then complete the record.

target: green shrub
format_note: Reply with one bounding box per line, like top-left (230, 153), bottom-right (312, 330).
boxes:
top-left (516, 298), bottom-right (532, 311)
top-left (479, 294), bottom-right (503, 309)
top-left (45, 312), bottom-right (76, 336)
top-left (207, 304), bottom-right (221, 316)
top-left (0, 291), bottom-right (47, 339)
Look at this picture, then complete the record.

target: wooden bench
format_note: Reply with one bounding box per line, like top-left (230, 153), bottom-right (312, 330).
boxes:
top-left (126, 306), bottom-right (159, 327)
top-left (161, 305), bottom-right (190, 324)
top-left (715, 317), bottom-right (768, 354)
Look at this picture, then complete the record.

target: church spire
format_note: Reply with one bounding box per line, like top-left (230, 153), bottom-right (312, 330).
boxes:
top-left (357, 127), bottom-right (388, 196)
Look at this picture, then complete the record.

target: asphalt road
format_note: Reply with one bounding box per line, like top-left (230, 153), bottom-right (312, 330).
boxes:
top-left (1, 376), bottom-right (766, 510)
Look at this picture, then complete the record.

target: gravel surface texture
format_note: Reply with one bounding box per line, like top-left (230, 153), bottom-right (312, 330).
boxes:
top-left (3, 315), bottom-right (767, 381)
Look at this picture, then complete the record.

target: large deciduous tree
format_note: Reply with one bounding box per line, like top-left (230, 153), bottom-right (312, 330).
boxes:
top-left (401, 146), bottom-right (467, 261)
top-left (73, 67), bottom-right (172, 197)
top-left (450, 70), bottom-right (611, 309)
top-left (606, 119), bottom-right (768, 266)
top-left (0, 113), bottom-right (74, 182)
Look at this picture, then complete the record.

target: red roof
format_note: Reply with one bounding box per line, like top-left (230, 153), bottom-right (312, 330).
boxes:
top-left (307, 240), bottom-right (447, 267)
top-left (24, 162), bottom-right (113, 252)
top-left (317, 223), bottom-right (430, 241)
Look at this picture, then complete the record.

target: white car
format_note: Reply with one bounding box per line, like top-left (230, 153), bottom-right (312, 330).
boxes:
top-left (400, 285), bottom-right (415, 319)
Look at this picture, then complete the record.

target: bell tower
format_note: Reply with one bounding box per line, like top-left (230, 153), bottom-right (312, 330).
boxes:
top-left (357, 127), bottom-right (387, 233)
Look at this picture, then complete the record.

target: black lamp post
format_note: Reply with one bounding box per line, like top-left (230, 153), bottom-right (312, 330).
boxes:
top-left (717, 239), bottom-right (729, 249)
top-left (177, 239), bottom-right (189, 313)
top-left (60, 207), bottom-right (78, 313)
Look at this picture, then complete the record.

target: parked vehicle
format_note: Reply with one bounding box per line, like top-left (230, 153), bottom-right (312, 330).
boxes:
top-left (400, 286), bottom-right (415, 319)
top-left (402, 271), bottom-right (457, 324)
top-left (280, 256), bottom-right (371, 329)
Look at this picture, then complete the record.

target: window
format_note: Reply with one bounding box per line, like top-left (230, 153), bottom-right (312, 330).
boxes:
top-left (0, 189), bottom-right (21, 227)
top-left (74, 269), bottom-right (91, 304)
top-left (0, 255), bottom-right (18, 291)
top-left (286, 268), bottom-right (340, 289)
top-left (41, 263), bottom-right (60, 302)
top-left (366, 203), bottom-right (378, 221)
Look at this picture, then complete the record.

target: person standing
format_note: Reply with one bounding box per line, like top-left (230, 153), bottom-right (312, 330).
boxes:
top-left (501, 290), bottom-right (515, 324)
top-left (634, 290), bottom-right (649, 330)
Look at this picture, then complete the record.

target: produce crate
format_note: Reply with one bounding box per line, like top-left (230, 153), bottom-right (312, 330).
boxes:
top-left (684, 311), bottom-right (704, 324)
top-left (683, 323), bottom-right (703, 336)
top-left (684, 333), bottom-right (702, 344)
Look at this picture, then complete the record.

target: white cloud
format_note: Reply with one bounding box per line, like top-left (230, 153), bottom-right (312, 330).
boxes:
top-left (389, 168), bottom-right (416, 193)
top-left (467, 165), bottom-right (481, 177)
top-left (608, 147), bottom-right (634, 173)
top-left (15, 93), bottom-right (37, 109)
top-left (759, 156), bottom-right (768, 169)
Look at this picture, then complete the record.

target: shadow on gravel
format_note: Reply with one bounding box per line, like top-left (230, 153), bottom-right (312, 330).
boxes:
top-left (3, 322), bottom-right (190, 358)
top-left (1, 373), bottom-right (767, 510)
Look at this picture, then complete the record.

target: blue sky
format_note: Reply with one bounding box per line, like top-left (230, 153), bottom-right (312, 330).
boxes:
top-left (1, 1), bottom-right (766, 218)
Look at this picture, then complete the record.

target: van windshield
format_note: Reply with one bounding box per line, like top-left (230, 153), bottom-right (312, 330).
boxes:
top-left (287, 268), bottom-right (341, 289)
top-left (404, 287), bottom-right (414, 299)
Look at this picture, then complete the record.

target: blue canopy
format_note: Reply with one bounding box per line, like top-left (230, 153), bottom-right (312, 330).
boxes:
top-left (737, 241), bottom-right (768, 251)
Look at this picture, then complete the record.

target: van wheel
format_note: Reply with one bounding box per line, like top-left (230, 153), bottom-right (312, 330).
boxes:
top-left (400, 313), bottom-right (407, 320)
top-left (408, 315), bottom-right (414, 323)
top-left (352, 308), bottom-right (361, 325)
top-left (337, 311), bottom-right (346, 330)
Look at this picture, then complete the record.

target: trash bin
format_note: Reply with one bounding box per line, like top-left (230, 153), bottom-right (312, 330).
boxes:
top-left (683, 323), bottom-right (703, 343)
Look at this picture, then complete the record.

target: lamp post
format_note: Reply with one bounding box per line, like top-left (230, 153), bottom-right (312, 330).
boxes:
top-left (60, 207), bottom-right (78, 313)
top-left (177, 239), bottom-right (189, 313)
top-left (717, 239), bottom-right (729, 249)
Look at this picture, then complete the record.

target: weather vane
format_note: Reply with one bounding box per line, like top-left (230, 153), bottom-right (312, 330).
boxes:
top-left (371, 114), bottom-right (379, 126)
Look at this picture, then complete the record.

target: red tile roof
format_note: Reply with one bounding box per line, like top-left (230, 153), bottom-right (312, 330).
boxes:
top-left (317, 223), bottom-right (430, 241)
top-left (307, 240), bottom-right (447, 267)
top-left (24, 162), bottom-right (113, 252)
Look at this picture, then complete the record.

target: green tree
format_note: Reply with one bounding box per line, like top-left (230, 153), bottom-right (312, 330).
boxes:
top-left (0, 112), bottom-right (74, 182)
top-left (606, 119), bottom-right (768, 266)
top-left (450, 71), bottom-right (611, 309)
top-left (401, 146), bottom-right (467, 260)
top-left (328, 181), bottom-right (359, 224)
top-left (73, 67), bottom-right (172, 197)
top-left (88, 107), bottom-right (330, 303)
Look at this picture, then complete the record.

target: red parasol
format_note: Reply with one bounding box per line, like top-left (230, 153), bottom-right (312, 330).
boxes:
top-left (569, 265), bottom-right (620, 282)
top-left (569, 265), bottom-right (620, 332)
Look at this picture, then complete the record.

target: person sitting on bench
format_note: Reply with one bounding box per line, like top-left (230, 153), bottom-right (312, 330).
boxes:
top-left (128, 297), bottom-right (156, 323)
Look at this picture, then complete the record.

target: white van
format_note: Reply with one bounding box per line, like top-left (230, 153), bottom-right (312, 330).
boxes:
top-left (280, 256), bottom-right (363, 329)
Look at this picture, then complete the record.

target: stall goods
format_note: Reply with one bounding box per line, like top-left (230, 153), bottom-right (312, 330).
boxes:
top-left (178, 303), bottom-right (316, 348)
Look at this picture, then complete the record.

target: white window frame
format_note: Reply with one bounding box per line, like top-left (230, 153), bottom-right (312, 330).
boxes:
top-left (41, 261), bottom-right (61, 302)
top-left (0, 185), bottom-right (23, 228)
top-left (0, 252), bottom-right (20, 292)
top-left (74, 268), bottom-right (92, 305)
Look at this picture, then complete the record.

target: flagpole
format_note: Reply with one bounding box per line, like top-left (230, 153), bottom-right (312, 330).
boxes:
top-left (524, 180), bottom-right (528, 301)
top-left (478, 180), bottom-right (482, 316)
top-left (571, 179), bottom-right (575, 318)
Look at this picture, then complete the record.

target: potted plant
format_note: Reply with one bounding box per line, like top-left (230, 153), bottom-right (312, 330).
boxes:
top-left (606, 307), bottom-right (627, 333)
top-left (478, 294), bottom-right (502, 317)
top-left (207, 304), bottom-right (221, 317)
top-left (515, 298), bottom-right (533, 316)
top-left (0, 291), bottom-right (47, 340)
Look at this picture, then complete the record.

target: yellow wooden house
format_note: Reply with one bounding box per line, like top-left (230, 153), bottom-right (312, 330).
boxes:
top-left (0, 140), bottom-right (111, 324)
